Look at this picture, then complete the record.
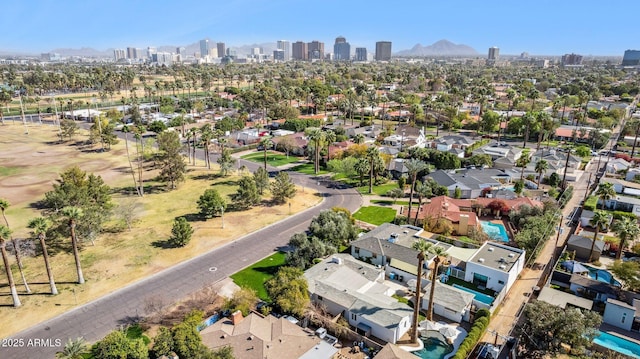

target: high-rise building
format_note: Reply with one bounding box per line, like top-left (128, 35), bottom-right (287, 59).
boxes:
top-left (355, 47), bottom-right (368, 62)
top-left (126, 47), bottom-right (136, 59)
top-left (277, 40), bottom-right (291, 61)
top-left (200, 39), bottom-right (210, 58)
top-left (147, 47), bottom-right (157, 59)
top-left (333, 36), bottom-right (351, 61)
top-left (622, 50), bottom-right (640, 66)
top-left (561, 53), bottom-right (583, 66)
top-left (375, 41), bottom-right (392, 61)
top-left (152, 52), bottom-right (173, 66)
top-left (113, 49), bottom-right (126, 61)
top-left (488, 47), bottom-right (499, 61)
top-left (217, 42), bottom-right (226, 58)
top-left (176, 47), bottom-right (185, 55)
top-left (273, 49), bottom-right (285, 62)
top-left (292, 41), bottom-right (308, 60)
top-left (308, 40), bottom-right (324, 60)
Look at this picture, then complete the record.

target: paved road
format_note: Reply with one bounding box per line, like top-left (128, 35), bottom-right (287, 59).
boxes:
top-left (2, 142), bottom-right (362, 358)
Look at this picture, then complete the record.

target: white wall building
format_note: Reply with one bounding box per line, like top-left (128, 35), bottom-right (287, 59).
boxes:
top-left (464, 242), bottom-right (525, 294)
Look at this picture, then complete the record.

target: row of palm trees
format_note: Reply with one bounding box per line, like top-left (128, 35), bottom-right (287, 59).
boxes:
top-left (0, 198), bottom-right (85, 307)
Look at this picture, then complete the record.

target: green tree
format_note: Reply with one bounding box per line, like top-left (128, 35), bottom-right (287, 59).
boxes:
top-left (612, 217), bottom-right (640, 260)
top-left (387, 188), bottom-right (404, 204)
top-left (232, 176), bottom-right (261, 210)
top-left (253, 167), bottom-right (270, 195)
top-left (480, 110), bottom-right (500, 133)
top-left (60, 119), bottom-right (79, 140)
top-left (608, 260), bottom-right (640, 291)
top-left (535, 160), bottom-right (548, 188)
top-left (308, 209), bottom-right (358, 247)
top-left (61, 206), bottom-right (85, 284)
top-left (516, 155), bottom-right (530, 181)
top-left (271, 171), bottom-right (296, 204)
top-left (56, 337), bottom-right (88, 359)
top-left (147, 120), bottom-right (167, 134)
top-left (259, 136), bottom-right (273, 170)
top-left (172, 310), bottom-right (207, 359)
top-left (596, 182), bottom-right (615, 210)
top-left (0, 198), bottom-right (30, 293)
top-left (575, 145), bottom-right (591, 157)
top-left (518, 300), bottom-right (601, 356)
top-left (216, 148), bottom-right (236, 177)
top-left (413, 180), bottom-right (433, 225)
top-left (0, 225), bottom-right (20, 307)
top-left (91, 330), bottom-right (148, 359)
top-left (157, 131), bottom-right (187, 189)
top-left (169, 217), bottom-right (193, 247)
top-left (28, 217), bottom-right (58, 295)
top-left (366, 147), bottom-right (380, 194)
top-left (224, 287), bottom-right (258, 316)
top-left (514, 180), bottom-right (524, 195)
top-left (354, 157), bottom-right (370, 187)
top-left (150, 327), bottom-right (174, 359)
top-left (197, 189), bottom-right (227, 219)
top-left (405, 159), bottom-right (428, 225)
top-left (306, 127), bottom-right (325, 174)
top-left (589, 210), bottom-right (609, 263)
top-left (265, 266), bottom-right (310, 317)
top-left (212, 346), bottom-right (234, 359)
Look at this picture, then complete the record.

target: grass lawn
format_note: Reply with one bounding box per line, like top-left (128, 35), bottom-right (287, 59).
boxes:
top-left (353, 206), bottom-right (397, 225)
top-left (357, 182), bottom-right (399, 196)
top-left (290, 163), bottom-right (330, 175)
top-left (240, 151), bottom-right (301, 167)
top-left (230, 252), bottom-right (287, 301)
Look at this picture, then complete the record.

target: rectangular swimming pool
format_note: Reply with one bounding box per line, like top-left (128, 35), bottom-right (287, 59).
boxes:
top-left (452, 284), bottom-right (495, 305)
top-left (593, 331), bottom-right (640, 359)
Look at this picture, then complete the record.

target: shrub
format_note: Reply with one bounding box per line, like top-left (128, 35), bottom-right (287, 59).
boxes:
top-left (453, 310), bottom-right (491, 359)
top-left (584, 196), bottom-right (598, 211)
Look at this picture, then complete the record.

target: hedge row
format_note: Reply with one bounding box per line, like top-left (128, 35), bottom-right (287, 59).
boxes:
top-left (452, 309), bottom-right (491, 359)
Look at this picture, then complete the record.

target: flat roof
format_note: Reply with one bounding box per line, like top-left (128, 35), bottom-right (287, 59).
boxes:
top-left (468, 242), bottom-right (524, 272)
top-left (538, 287), bottom-right (593, 310)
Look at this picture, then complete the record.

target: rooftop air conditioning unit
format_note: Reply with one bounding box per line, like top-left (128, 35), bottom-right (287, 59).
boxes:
top-left (508, 253), bottom-right (515, 258)
top-left (488, 247), bottom-right (494, 252)
top-left (478, 258), bottom-right (485, 263)
top-left (499, 264), bottom-right (507, 270)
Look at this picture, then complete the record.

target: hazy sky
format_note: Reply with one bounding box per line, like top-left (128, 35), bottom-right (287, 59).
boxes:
top-left (1, 0), bottom-right (637, 55)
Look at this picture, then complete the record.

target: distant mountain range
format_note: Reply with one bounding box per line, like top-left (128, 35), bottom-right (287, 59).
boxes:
top-left (395, 39), bottom-right (478, 57)
top-left (43, 39), bottom-right (477, 58)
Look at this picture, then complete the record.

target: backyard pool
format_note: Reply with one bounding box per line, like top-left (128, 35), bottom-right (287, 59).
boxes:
top-left (583, 265), bottom-right (622, 286)
top-left (452, 284), bottom-right (495, 306)
top-left (593, 331), bottom-right (640, 359)
top-left (480, 221), bottom-right (509, 242)
top-left (412, 330), bottom-right (453, 359)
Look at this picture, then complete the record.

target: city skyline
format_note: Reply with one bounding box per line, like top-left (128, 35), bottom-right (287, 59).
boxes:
top-left (1, 0), bottom-right (638, 56)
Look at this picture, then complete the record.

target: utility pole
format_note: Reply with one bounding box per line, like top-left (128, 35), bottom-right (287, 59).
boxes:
top-left (583, 172), bottom-right (592, 203)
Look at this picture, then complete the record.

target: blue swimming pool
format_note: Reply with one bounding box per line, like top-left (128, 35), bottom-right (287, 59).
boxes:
top-left (452, 284), bottom-right (495, 305)
top-left (583, 265), bottom-right (622, 287)
top-left (480, 221), bottom-right (509, 242)
top-left (412, 330), bottom-right (453, 359)
top-left (593, 331), bottom-right (640, 359)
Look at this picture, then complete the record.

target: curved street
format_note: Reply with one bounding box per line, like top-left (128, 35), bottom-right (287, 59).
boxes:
top-left (2, 147), bottom-right (363, 359)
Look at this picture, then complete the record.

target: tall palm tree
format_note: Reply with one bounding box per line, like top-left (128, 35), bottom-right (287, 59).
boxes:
top-left (589, 210), bottom-right (609, 263)
top-left (199, 124), bottom-right (213, 170)
top-left (325, 130), bottom-right (336, 162)
top-left (426, 245), bottom-right (448, 321)
top-left (596, 182), bottom-right (616, 210)
top-left (535, 160), bottom-right (548, 189)
top-left (521, 112), bottom-right (536, 149)
top-left (260, 136), bottom-right (273, 170)
top-left (62, 207), bottom-right (85, 284)
top-left (405, 159), bottom-right (428, 224)
top-left (414, 180), bottom-right (433, 225)
top-left (28, 217), bottom-right (58, 295)
top-left (306, 127), bottom-right (324, 174)
top-left (121, 125), bottom-right (140, 196)
top-left (0, 198), bottom-right (30, 293)
top-left (354, 158), bottom-right (369, 187)
top-left (354, 133), bottom-right (365, 145)
top-left (366, 147), bottom-right (380, 194)
top-left (612, 217), bottom-right (640, 260)
top-left (0, 225), bottom-right (20, 306)
top-left (410, 239), bottom-right (429, 344)
top-left (516, 155), bottom-right (530, 181)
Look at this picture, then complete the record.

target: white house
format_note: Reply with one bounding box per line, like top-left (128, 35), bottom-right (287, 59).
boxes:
top-left (421, 280), bottom-right (474, 323)
top-left (464, 242), bottom-right (525, 294)
top-left (304, 254), bottom-right (413, 344)
top-left (606, 158), bottom-right (632, 174)
top-left (603, 298), bottom-right (637, 332)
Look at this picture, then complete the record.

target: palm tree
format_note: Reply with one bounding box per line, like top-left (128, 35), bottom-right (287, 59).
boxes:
top-left (306, 127), bottom-right (324, 174)
top-left (0, 198), bottom-right (30, 293)
top-left (325, 130), bottom-right (336, 162)
top-left (612, 217), bottom-right (640, 260)
top-left (521, 112), bottom-right (536, 149)
top-left (516, 155), bottom-right (530, 181)
top-left (62, 207), bottom-right (85, 284)
top-left (260, 136), bottom-right (273, 170)
top-left (354, 158), bottom-right (369, 187)
top-left (354, 133), bottom-right (365, 145)
top-left (535, 160), bottom-right (548, 189)
top-left (426, 245), bottom-right (447, 321)
top-left (56, 337), bottom-right (88, 359)
top-left (589, 210), bottom-right (609, 263)
top-left (0, 225), bottom-right (20, 306)
top-left (410, 239), bottom-right (429, 344)
top-left (405, 159), bottom-right (428, 224)
top-left (414, 180), bottom-right (433, 225)
top-left (596, 182), bottom-right (616, 210)
top-left (28, 217), bottom-right (58, 295)
top-left (366, 147), bottom-right (380, 194)
top-left (121, 125), bottom-right (140, 196)
top-left (199, 124), bottom-right (213, 170)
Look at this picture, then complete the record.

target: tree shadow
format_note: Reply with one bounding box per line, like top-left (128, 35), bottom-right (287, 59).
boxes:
top-left (117, 315), bottom-right (143, 326)
top-left (182, 213), bottom-right (204, 222)
top-left (113, 184), bottom-right (166, 196)
top-left (190, 172), bottom-right (223, 181)
top-left (151, 239), bottom-right (175, 249)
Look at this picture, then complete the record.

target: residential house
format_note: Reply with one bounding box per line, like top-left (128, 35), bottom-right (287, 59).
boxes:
top-left (272, 132), bottom-right (308, 156)
top-left (472, 142), bottom-right (524, 170)
top-left (387, 158), bottom-right (408, 179)
top-left (421, 280), bottom-right (475, 323)
top-left (200, 311), bottom-right (334, 359)
top-left (537, 286), bottom-right (594, 310)
top-left (527, 149), bottom-right (582, 182)
top-left (606, 158), bottom-right (632, 174)
top-left (375, 343), bottom-right (418, 359)
top-left (409, 195), bottom-right (480, 235)
top-left (304, 254), bottom-right (414, 344)
top-left (579, 210), bottom-right (613, 229)
top-left (603, 298), bottom-right (637, 331)
top-left (569, 274), bottom-right (619, 303)
top-left (425, 135), bottom-right (476, 158)
top-left (347, 125), bottom-right (379, 141)
top-left (625, 168), bottom-right (640, 182)
top-left (464, 242), bottom-right (525, 294)
top-left (604, 194), bottom-right (640, 217)
top-left (426, 169), bottom-right (516, 199)
top-left (567, 234), bottom-right (605, 261)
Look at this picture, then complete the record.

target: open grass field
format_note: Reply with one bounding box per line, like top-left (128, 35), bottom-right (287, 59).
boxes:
top-left (229, 252), bottom-right (287, 301)
top-left (0, 122), bottom-right (321, 338)
top-left (240, 151), bottom-right (302, 167)
top-left (290, 163), bottom-right (330, 175)
top-left (356, 182), bottom-right (398, 196)
top-left (353, 206), bottom-right (397, 225)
